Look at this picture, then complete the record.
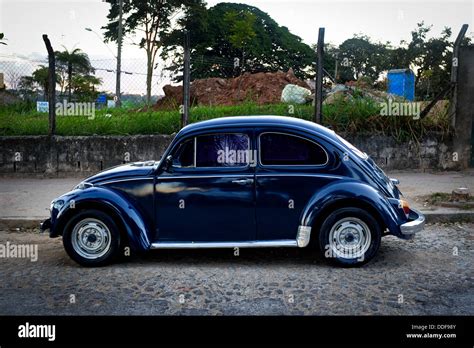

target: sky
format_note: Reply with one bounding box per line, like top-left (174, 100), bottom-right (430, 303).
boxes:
top-left (0, 0), bottom-right (473, 94)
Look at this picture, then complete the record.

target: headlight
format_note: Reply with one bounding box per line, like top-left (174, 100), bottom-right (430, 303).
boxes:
top-left (51, 199), bottom-right (65, 211)
top-left (74, 182), bottom-right (94, 190)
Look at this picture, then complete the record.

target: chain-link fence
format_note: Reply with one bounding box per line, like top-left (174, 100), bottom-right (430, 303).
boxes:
top-left (0, 54), bottom-right (172, 104)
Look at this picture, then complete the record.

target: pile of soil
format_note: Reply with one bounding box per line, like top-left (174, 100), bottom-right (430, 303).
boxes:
top-left (155, 69), bottom-right (311, 109)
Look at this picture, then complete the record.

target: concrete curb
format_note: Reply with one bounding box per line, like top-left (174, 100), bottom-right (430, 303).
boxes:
top-left (1, 212), bottom-right (473, 231)
top-left (423, 212), bottom-right (474, 224)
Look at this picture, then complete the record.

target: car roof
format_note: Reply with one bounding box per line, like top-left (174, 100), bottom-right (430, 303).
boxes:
top-left (178, 115), bottom-right (337, 140)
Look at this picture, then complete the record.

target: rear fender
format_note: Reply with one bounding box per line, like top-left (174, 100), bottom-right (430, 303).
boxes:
top-left (300, 180), bottom-right (403, 238)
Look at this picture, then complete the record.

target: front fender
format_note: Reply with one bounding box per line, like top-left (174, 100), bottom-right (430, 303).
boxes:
top-left (51, 187), bottom-right (152, 251)
top-left (300, 180), bottom-right (404, 237)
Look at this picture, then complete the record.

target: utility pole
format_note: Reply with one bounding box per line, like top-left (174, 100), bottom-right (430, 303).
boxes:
top-left (181, 30), bottom-right (191, 128)
top-left (314, 27), bottom-right (325, 124)
top-left (115, 0), bottom-right (123, 108)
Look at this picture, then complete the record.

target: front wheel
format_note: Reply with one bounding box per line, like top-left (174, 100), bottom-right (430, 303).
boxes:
top-left (63, 210), bottom-right (122, 267)
top-left (318, 207), bottom-right (381, 266)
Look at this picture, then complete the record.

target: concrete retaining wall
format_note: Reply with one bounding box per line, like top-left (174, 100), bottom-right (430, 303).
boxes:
top-left (0, 133), bottom-right (457, 176)
top-left (0, 135), bottom-right (173, 175)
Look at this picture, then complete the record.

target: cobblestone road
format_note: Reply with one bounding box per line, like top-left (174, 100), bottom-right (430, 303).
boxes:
top-left (0, 224), bottom-right (472, 315)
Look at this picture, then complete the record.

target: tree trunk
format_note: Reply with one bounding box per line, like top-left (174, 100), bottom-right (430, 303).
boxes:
top-left (146, 52), bottom-right (152, 105)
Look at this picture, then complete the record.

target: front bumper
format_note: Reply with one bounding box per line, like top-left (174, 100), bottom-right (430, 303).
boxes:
top-left (400, 209), bottom-right (425, 236)
top-left (40, 218), bottom-right (51, 233)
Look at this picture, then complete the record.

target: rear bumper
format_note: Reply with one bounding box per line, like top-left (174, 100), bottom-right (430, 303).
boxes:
top-left (400, 209), bottom-right (425, 236)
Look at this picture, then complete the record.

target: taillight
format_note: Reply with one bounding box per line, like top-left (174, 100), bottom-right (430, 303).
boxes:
top-left (400, 199), bottom-right (410, 218)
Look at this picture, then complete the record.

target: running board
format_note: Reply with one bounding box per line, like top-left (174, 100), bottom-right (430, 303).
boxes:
top-left (150, 240), bottom-right (298, 249)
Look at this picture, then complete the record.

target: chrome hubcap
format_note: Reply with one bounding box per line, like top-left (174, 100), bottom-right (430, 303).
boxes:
top-left (329, 217), bottom-right (371, 259)
top-left (71, 218), bottom-right (111, 259)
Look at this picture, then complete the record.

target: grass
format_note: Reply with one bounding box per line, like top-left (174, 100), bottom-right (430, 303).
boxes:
top-left (421, 192), bottom-right (474, 210)
top-left (0, 97), bottom-right (452, 141)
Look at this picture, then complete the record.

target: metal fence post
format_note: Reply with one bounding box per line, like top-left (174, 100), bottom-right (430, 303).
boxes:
top-left (314, 27), bottom-right (325, 124)
top-left (42, 34), bottom-right (56, 136)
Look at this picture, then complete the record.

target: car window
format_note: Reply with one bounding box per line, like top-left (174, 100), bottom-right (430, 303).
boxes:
top-left (172, 138), bottom-right (194, 168)
top-left (173, 133), bottom-right (250, 168)
top-left (259, 132), bottom-right (328, 166)
top-left (196, 134), bottom-right (250, 167)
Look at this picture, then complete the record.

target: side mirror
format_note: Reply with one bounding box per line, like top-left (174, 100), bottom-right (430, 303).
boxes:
top-left (163, 155), bottom-right (173, 172)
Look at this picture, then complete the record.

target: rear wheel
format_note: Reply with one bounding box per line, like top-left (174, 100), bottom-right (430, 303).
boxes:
top-left (318, 207), bottom-right (381, 266)
top-left (63, 209), bottom-right (122, 267)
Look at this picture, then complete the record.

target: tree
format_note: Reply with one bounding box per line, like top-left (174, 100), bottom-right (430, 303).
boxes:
top-left (163, 3), bottom-right (315, 81)
top-left (337, 35), bottom-right (390, 83)
top-left (0, 33), bottom-right (6, 45)
top-left (18, 76), bottom-right (37, 100)
top-left (224, 10), bottom-right (256, 73)
top-left (55, 47), bottom-right (94, 101)
top-left (103, 0), bottom-right (203, 104)
top-left (388, 22), bottom-right (471, 99)
top-left (32, 66), bottom-right (50, 100)
top-left (71, 75), bottom-right (102, 101)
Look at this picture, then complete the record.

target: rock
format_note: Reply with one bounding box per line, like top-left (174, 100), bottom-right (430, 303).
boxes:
top-left (323, 90), bottom-right (352, 105)
top-left (281, 84), bottom-right (312, 104)
top-left (451, 188), bottom-right (470, 202)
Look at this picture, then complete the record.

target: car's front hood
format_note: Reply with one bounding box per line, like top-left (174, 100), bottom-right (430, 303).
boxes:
top-left (85, 161), bottom-right (158, 184)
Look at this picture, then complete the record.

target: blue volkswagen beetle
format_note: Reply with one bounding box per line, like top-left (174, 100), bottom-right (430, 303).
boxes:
top-left (41, 116), bottom-right (425, 267)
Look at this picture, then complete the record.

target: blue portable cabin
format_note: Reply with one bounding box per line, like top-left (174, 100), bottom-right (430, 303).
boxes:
top-left (387, 69), bottom-right (415, 101)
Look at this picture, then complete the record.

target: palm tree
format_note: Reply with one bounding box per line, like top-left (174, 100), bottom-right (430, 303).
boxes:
top-left (55, 47), bottom-right (94, 101)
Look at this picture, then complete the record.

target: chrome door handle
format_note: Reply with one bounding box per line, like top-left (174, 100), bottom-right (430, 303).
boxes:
top-left (232, 178), bottom-right (254, 185)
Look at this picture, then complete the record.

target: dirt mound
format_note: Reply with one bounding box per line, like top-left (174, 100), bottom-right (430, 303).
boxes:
top-left (155, 69), bottom-right (310, 109)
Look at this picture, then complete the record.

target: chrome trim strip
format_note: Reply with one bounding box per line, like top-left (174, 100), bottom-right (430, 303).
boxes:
top-left (150, 240), bottom-right (297, 249)
top-left (256, 174), bottom-right (343, 179)
top-left (157, 174), bottom-right (342, 180)
top-left (98, 177), bottom-right (154, 185)
top-left (400, 209), bottom-right (425, 235)
top-left (193, 136), bottom-right (197, 167)
top-left (296, 225), bottom-right (312, 247)
top-left (157, 174), bottom-right (255, 180)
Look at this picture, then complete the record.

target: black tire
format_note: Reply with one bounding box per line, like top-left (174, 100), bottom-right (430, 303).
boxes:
top-left (63, 209), bottom-right (122, 267)
top-left (318, 207), bottom-right (381, 266)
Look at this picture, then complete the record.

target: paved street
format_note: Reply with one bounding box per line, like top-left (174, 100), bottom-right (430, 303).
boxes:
top-left (0, 223), bottom-right (472, 315)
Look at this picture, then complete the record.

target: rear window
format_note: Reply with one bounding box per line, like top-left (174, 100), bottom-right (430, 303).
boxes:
top-left (259, 133), bottom-right (328, 166)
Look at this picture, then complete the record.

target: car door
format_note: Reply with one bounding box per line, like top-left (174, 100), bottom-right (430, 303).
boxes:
top-left (154, 131), bottom-right (256, 242)
top-left (255, 130), bottom-right (337, 240)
